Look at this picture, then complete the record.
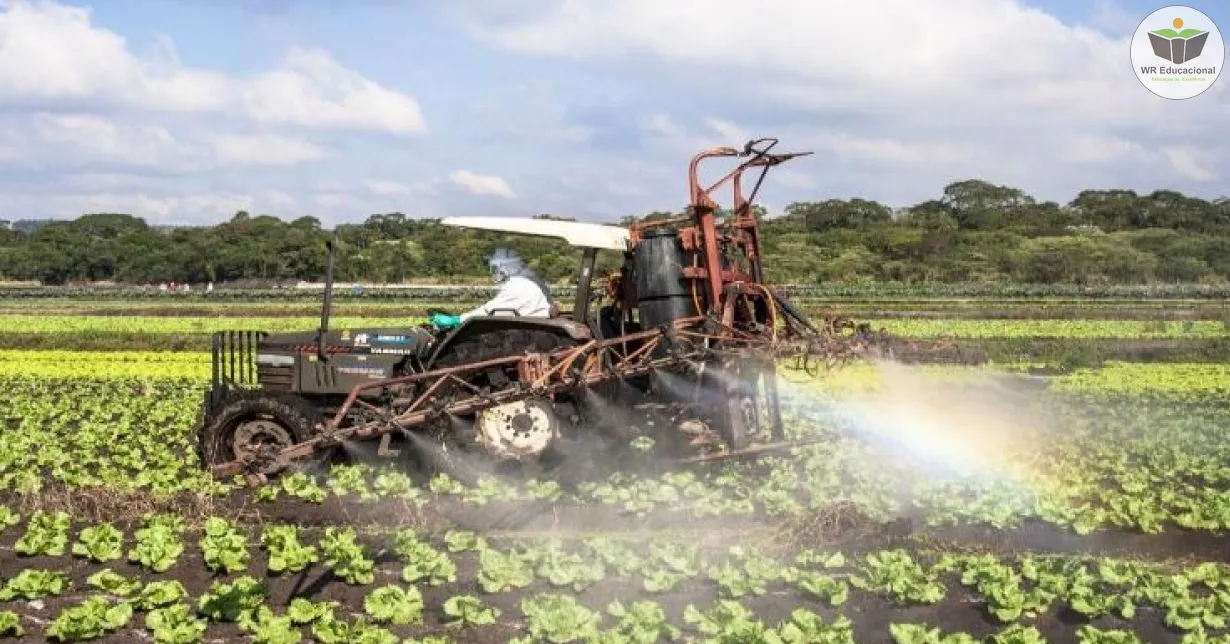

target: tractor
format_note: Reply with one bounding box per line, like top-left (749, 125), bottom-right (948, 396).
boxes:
top-left (195, 138), bottom-right (879, 484)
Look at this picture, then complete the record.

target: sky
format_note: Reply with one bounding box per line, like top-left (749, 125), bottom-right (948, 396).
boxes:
top-left (0, 0), bottom-right (1226, 226)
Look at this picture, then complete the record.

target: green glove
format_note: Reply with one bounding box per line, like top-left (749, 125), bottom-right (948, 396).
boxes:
top-left (429, 313), bottom-right (462, 329)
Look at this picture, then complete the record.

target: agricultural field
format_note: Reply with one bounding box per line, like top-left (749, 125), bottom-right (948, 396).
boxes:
top-left (1, 314), bottom-right (1227, 339)
top-left (0, 291), bottom-right (1227, 642)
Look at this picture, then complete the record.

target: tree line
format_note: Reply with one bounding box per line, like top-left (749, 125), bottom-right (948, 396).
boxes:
top-left (1, 179), bottom-right (1228, 286)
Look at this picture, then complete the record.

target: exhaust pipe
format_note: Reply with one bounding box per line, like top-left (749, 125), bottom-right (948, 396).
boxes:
top-left (318, 239), bottom-right (336, 361)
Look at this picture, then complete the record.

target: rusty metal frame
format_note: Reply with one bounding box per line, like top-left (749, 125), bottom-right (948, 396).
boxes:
top-left (210, 304), bottom-right (874, 480)
top-left (210, 316), bottom-right (713, 479)
top-left (627, 139), bottom-right (812, 323)
top-left (242, 336), bottom-right (874, 480)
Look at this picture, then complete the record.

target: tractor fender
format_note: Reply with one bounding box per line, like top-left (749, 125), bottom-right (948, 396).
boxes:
top-left (424, 316), bottom-right (592, 370)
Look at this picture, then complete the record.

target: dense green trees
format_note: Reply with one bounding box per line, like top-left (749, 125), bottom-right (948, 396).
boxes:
top-left (1, 180), bottom-right (1227, 286)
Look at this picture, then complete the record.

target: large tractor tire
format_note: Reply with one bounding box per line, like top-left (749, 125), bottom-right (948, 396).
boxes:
top-left (196, 392), bottom-right (328, 478)
top-left (417, 326), bottom-right (584, 480)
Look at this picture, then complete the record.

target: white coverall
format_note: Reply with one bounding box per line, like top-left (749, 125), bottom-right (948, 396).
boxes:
top-left (460, 275), bottom-right (552, 321)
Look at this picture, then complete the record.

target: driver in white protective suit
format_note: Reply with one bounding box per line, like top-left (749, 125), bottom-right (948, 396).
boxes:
top-left (428, 248), bottom-right (553, 330)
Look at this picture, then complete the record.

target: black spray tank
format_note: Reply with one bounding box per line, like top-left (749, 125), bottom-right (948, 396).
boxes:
top-left (633, 227), bottom-right (704, 329)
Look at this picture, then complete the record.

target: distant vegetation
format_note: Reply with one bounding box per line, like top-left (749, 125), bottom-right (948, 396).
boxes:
top-left (1, 179), bottom-right (1228, 286)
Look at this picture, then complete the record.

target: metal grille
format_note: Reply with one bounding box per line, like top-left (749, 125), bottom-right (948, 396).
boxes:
top-left (258, 365), bottom-right (294, 391)
top-left (211, 330), bottom-right (266, 388)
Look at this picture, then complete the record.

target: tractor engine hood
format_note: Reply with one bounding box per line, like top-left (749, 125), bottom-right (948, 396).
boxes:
top-left (260, 327), bottom-right (436, 356)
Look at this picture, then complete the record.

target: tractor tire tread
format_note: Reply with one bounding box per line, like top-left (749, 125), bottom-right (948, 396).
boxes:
top-left (196, 391), bottom-right (323, 472)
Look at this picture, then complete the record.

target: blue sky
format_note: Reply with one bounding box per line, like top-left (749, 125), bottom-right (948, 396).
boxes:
top-left (0, 0), bottom-right (1226, 226)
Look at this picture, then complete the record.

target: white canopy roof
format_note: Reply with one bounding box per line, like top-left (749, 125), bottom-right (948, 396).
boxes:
top-left (441, 216), bottom-right (630, 251)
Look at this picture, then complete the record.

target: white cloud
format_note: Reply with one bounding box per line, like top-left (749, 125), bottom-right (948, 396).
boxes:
top-left (449, 170), bottom-right (516, 198)
top-left (1060, 135), bottom-right (1143, 164)
top-left (1089, 0), bottom-right (1140, 35)
top-left (0, 0), bottom-right (426, 135)
top-left (364, 180), bottom-right (414, 196)
top-left (30, 114), bottom-right (186, 168)
top-left (462, 82), bottom-right (593, 147)
top-left (0, 184), bottom-right (449, 225)
top-left (238, 48), bottom-right (426, 135)
top-left (0, 0), bottom-right (440, 225)
top-left (460, 0), bottom-right (1170, 124)
top-left (641, 113), bottom-right (681, 137)
top-left (455, 0), bottom-right (1230, 206)
top-left (464, 2), bottom-right (1132, 93)
top-left (213, 134), bottom-right (331, 166)
top-left (771, 169), bottom-right (817, 190)
top-left (704, 118), bottom-right (748, 145)
top-left (552, 125), bottom-right (593, 144)
top-left (363, 178), bottom-right (442, 197)
top-left (0, 113), bottom-right (331, 170)
top-left (0, 0), bottom-right (1225, 227)
top-left (0, 0), bottom-right (156, 102)
top-left (823, 134), bottom-right (970, 166)
top-left (313, 193), bottom-right (347, 209)
top-left (1163, 147), bottom-right (1218, 182)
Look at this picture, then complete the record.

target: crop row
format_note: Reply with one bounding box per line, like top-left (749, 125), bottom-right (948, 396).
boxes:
top-left (3, 352), bottom-right (1227, 396)
top-left (0, 315), bottom-right (419, 336)
top-left (0, 351), bottom-right (211, 380)
top-left (4, 298), bottom-right (1225, 311)
top-left (878, 319), bottom-right (1227, 339)
top-left (790, 362), bottom-right (1230, 396)
top-left (1, 315), bottom-right (1226, 339)
top-left (5, 282), bottom-right (1230, 299)
top-left (1, 364), bottom-right (1229, 536)
top-left (3, 297), bottom-right (1227, 324)
top-left (0, 508), bottom-right (1226, 643)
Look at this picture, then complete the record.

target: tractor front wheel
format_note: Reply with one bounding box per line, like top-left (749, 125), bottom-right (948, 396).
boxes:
top-left (196, 393), bottom-right (326, 478)
top-left (474, 398), bottom-right (561, 459)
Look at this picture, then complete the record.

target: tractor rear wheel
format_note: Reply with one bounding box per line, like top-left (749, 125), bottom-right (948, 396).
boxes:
top-left (196, 392), bottom-right (325, 478)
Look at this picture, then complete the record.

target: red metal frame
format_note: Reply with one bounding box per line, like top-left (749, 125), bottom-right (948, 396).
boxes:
top-left (628, 139), bottom-right (812, 324)
top-left (211, 316), bottom-right (720, 480)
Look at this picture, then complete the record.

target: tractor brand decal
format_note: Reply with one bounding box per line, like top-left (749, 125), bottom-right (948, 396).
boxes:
top-left (255, 353), bottom-right (295, 366)
top-left (335, 366), bottom-right (387, 377)
top-left (370, 347), bottom-right (416, 355)
top-left (292, 344), bottom-right (350, 354)
top-left (374, 335), bottom-right (411, 343)
top-left (353, 333), bottom-right (370, 346)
